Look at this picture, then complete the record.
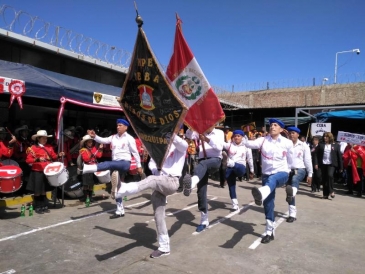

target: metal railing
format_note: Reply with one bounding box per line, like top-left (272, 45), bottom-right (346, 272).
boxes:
top-left (0, 5), bottom-right (131, 69)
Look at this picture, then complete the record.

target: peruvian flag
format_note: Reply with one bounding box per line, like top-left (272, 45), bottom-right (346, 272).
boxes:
top-left (166, 15), bottom-right (225, 134)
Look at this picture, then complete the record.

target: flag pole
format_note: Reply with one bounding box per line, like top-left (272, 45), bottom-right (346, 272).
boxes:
top-left (134, 1), bottom-right (143, 27)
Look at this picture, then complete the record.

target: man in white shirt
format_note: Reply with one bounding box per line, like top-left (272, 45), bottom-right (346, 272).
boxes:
top-left (243, 118), bottom-right (292, 244)
top-left (286, 126), bottom-right (313, 223)
top-left (114, 134), bottom-right (188, 258)
top-left (83, 119), bottom-right (143, 218)
top-left (183, 126), bottom-right (224, 232)
top-left (224, 129), bottom-right (254, 210)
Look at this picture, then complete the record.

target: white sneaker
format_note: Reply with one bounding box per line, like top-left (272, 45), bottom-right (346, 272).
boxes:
top-left (232, 203), bottom-right (239, 211)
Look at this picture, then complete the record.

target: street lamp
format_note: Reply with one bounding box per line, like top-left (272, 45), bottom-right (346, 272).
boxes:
top-left (334, 49), bottom-right (360, 84)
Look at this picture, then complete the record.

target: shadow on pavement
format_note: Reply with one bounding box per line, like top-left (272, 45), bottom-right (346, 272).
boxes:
top-left (94, 223), bottom-right (157, 261)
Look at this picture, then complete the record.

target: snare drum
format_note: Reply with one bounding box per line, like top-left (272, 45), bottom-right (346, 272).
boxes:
top-left (0, 165), bottom-right (23, 193)
top-left (94, 170), bottom-right (111, 184)
top-left (44, 162), bottom-right (69, 187)
top-left (1, 159), bottom-right (19, 167)
top-left (64, 166), bottom-right (83, 198)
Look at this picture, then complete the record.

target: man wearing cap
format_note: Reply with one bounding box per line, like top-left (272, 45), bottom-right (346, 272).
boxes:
top-left (84, 119), bottom-right (143, 218)
top-left (242, 118), bottom-right (293, 243)
top-left (224, 129), bottom-right (254, 210)
top-left (182, 125), bottom-right (224, 232)
top-left (113, 133), bottom-right (188, 258)
top-left (286, 126), bottom-right (313, 223)
top-left (0, 127), bottom-right (17, 166)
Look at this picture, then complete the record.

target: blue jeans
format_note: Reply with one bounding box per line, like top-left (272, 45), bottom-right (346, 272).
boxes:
top-left (97, 160), bottom-right (130, 177)
top-left (226, 163), bottom-right (246, 199)
top-left (287, 168), bottom-right (306, 206)
top-left (98, 160), bottom-right (131, 210)
top-left (262, 172), bottom-right (289, 222)
top-left (196, 157), bottom-right (222, 213)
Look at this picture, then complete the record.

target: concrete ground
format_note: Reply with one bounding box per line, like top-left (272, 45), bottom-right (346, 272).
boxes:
top-left (0, 178), bottom-right (364, 274)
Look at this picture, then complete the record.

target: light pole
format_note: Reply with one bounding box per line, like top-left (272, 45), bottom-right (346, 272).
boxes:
top-left (334, 48), bottom-right (360, 84)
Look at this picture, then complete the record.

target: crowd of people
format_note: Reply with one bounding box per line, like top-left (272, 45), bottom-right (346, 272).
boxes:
top-left (1, 118), bottom-right (364, 258)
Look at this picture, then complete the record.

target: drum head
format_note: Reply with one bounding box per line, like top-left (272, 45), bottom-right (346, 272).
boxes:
top-left (1, 159), bottom-right (19, 167)
top-left (44, 162), bottom-right (65, 176)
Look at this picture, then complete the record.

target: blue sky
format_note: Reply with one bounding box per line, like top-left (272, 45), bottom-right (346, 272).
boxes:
top-left (1, 0), bottom-right (365, 90)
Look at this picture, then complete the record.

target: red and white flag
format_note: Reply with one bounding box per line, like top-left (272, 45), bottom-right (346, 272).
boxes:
top-left (166, 15), bottom-right (225, 134)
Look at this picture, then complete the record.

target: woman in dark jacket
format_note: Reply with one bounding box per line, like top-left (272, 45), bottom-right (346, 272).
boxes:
top-left (313, 132), bottom-right (343, 199)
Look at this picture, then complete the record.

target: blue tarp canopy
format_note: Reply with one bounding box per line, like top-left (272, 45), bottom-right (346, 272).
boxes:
top-left (315, 110), bottom-right (365, 122)
top-left (0, 60), bottom-right (122, 103)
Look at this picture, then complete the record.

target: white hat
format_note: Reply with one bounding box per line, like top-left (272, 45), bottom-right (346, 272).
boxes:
top-left (80, 135), bottom-right (94, 147)
top-left (31, 130), bottom-right (52, 141)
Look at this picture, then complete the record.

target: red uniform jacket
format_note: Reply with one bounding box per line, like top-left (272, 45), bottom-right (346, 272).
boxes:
top-left (343, 145), bottom-right (365, 184)
top-left (0, 141), bottom-right (14, 166)
top-left (79, 147), bottom-right (103, 165)
top-left (13, 138), bottom-right (32, 162)
top-left (26, 144), bottom-right (59, 171)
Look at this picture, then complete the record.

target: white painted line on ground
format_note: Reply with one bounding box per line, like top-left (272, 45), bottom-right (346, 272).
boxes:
top-left (192, 202), bottom-right (255, 235)
top-left (0, 270), bottom-right (16, 274)
top-left (146, 197), bottom-right (218, 223)
top-left (0, 200), bottom-right (150, 243)
top-left (248, 210), bottom-right (289, 250)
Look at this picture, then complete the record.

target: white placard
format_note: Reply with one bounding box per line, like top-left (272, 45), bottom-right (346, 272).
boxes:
top-left (337, 131), bottom-right (365, 146)
top-left (311, 123), bottom-right (331, 137)
top-left (93, 92), bottom-right (120, 107)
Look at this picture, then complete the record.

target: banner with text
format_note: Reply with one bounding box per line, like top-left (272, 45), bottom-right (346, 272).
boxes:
top-left (120, 27), bottom-right (187, 169)
top-left (337, 131), bottom-right (365, 146)
top-left (311, 123), bottom-right (331, 137)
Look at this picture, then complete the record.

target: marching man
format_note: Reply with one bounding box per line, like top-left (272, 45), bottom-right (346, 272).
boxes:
top-left (224, 129), bottom-right (254, 211)
top-left (83, 119), bottom-right (143, 219)
top-left (242, 119), bottom-right (292, 244)
top-left (286, 126), bottom-right (313, 223)
top-left (113, 133), bottom-right (188, 258)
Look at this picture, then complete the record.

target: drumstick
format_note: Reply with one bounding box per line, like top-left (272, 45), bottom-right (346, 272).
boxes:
top-left (5, 127), bottom-right (21, 146)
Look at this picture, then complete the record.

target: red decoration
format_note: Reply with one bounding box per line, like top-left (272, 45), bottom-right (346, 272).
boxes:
top-left (8, 80), bottom-right (25, 109)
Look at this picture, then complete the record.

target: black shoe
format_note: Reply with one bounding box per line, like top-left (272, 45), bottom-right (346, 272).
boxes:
top-left (286, 185), bottom-right (293, 203)
top-left (286, 216), bottom-right (296, 223)
top-left (346, 191), bottom-right (353, 195)
top-left (261, 234), bottom-right (274, 244)
top-left (251, 187), bottom-right (262, 206)
top-left (42, 206), bottom-right (50, 213)
top-left (176, 186), bottom-right (183, 193)
top-left (35, 207), bottom-right (44, 214)
top-left (109, 213), bottom-right (125, 219)
top-left (317, 188), bottom-right (320, 192)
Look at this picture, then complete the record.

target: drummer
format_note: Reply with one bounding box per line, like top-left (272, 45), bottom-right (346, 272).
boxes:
top-left (62, 129), bottom-right (75, 167)
top-left (0, 127), bottom-right (17, 166)
top-left (79, 135), bottom-right (103, 202)
top-left (26, 130), bottom-right (65, 214)
top-left (13, 125), bottom-right (32, 180)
